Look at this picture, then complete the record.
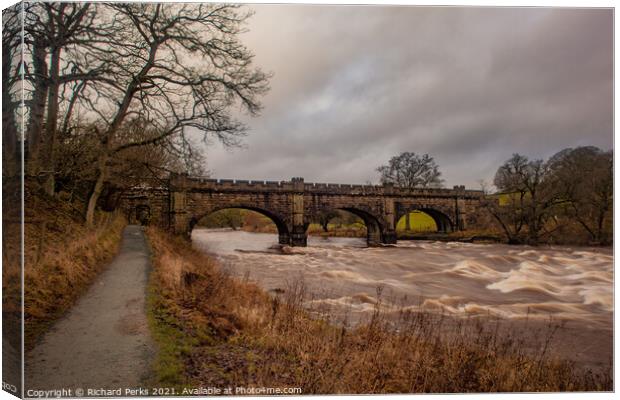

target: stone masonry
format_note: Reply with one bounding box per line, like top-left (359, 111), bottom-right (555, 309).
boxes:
top-left (119, 174), bottom-right (485, 246)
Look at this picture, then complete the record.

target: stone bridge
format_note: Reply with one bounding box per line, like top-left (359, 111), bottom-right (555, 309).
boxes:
top-left (119, 174), bottom-right (486, 246)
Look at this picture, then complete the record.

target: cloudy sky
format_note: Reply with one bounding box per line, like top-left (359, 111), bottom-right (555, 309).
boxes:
top-left (203, 5), bottom-right (613, 189)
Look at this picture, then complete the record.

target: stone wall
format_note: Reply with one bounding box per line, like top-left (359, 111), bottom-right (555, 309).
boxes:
top-left (119, 174), bottom-right (486, 246)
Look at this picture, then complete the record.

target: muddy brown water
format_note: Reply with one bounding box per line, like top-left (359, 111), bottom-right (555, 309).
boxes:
top-left (193, 229), bottom-right (613, 373)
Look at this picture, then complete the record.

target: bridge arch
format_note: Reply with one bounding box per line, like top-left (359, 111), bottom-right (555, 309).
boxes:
top-left (396, 207), bottom-right (454, 233)
top-left (314, 207), bottom-right (386, 246)
top-left (142, 175), bottom-right (485, 246)
top-left (189, 205), bottom-right (291, 245)
top-left (134, 205), bottom-right (151, 226)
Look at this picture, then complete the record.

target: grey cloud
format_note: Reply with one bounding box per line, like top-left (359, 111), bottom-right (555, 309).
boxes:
top-left (204, 5), bottom-right (613, 189)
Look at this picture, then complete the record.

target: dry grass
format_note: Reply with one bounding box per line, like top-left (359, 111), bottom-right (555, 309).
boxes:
top-left (146, 227), bottom-right (612, 393)
top-left (146, 227), bottom-right (269, 388)
top-left (2, 193), bottom-right (126, 349)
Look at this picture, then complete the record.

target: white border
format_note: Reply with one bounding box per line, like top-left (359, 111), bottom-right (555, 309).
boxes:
top-left (0, 1), bottom-right (615, 400)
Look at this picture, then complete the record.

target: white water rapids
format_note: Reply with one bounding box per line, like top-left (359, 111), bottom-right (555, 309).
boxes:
top-left (192, 229), bottom-right (613, 370)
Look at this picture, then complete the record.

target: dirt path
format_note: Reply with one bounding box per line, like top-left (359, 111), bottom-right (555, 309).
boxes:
top-left (25, 225), bottom-right (155, 392)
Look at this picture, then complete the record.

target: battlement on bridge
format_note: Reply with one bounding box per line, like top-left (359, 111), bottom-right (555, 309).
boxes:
top-left (169, 174), bottom-right (484, 199)
top-left (120, 174), bottom-right (489, 245)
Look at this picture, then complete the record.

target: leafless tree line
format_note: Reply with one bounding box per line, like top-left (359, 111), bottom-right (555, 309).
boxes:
top-left (2, 2), bottom-right (270, 224)
top-left (374, 149), bottom-right (612, 244)
top-left (485, 147), bottom-right (612, 245)
top-left (376, 152), bottom-right (444, 231)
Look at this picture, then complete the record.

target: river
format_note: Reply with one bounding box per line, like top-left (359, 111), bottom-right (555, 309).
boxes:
top-left (192, 229), bottom-right (613, 372)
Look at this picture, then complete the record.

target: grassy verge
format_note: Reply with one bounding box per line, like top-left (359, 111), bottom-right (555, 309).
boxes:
top-left (5, 194), bottom-right (127, 349)
top-left (145, 227), bottom-right (611, 393)
top-left (145, 228), bottom-right (271, 390)
top-left (145, 280), bottom-right (195, 389)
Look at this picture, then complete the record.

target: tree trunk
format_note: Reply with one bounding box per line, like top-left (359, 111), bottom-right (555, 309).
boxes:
top-left (1, 99), bottom-right (18, 175)
top-left (85, 154), bottom-right (109, 225)
top-left (528, 216), bottom-right (542, 245)
top-left (405, 212), bottom-right (411, 231)
top-left (2, 43), bottom-right (18, 175)
top-left (40, 46), bottom-right (62, 196)
top-left (596, 211), bottom-right (606, 244)
top-left (321, 221), bottom-right (329, 232)
top-left (26, 37), bottom-right (49, 170)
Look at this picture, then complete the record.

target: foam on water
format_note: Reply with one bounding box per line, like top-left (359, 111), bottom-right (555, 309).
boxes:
top-left (192, 229), bottom-right (613, 328)
top-left (447, 260), bottom-right (505, 281)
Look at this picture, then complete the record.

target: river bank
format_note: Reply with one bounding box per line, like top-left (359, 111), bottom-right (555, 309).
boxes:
top-left (4, 195), bottom-right (127, 350)
top-left (193, 229), bottom-right (612, 373)
top-left (145, 227), bottom-right (612, 392)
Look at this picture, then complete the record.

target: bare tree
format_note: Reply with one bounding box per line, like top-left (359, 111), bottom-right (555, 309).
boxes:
top-left (2, 4), bottom-right (24, 175)
top-left (21, 2), bottom-right (119, 195)
top-left (53, 118), bottom-right (208, 212)
top-left (483, 192), bottom-right (527, 244)
top-left (491, 154), bottom-right (534, 243)
top-left (377, 152), bottom-right (443, 188)
top-left (18, 3), bottom-right (269, 215)
top-left (490, 153), bottom-right (563, 244)
top-left (377, 152), bottom-right (443, 230)
top-left (547, 146), bottom-right (612, 243)
top-left (72, 3), bottom-right (270, 224)
top-left (316, 210), bottom-right (340, 232)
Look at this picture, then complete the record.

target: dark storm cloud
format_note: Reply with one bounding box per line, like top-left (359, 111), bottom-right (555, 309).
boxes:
top-left (204, 5), bottom-right (613, 188)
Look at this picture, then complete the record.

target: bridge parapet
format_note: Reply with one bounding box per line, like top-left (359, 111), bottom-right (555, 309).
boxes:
top-left (169, 174), bottom-right (483, 198)
top-left (390, 185), bottom-right (483, 199)
top-left (120, 173), bottom-right (489, 246)
top-left (170, 174), bottom-right (289, 189)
